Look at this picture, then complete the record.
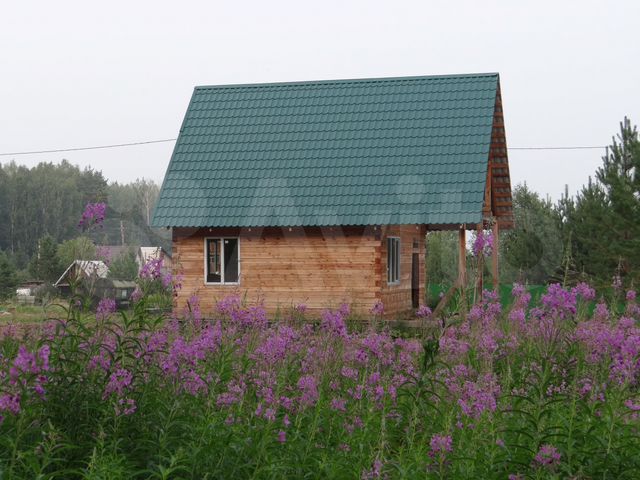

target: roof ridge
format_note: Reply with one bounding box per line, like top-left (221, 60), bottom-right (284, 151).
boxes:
top-left (194, 72), bottom-right (499, 91)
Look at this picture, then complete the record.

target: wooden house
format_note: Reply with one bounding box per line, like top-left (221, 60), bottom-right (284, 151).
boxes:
top-left (152, 73), bottom-right (513, 316)
top-left (54, 260), bottom-right (136, 307)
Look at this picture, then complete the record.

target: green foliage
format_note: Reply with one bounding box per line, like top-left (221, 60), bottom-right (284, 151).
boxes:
top-left (108, 249), bottom-right (138, 281)
top-left (105, 180), bottom-right (169, 249)
top-left (426, 230), bottom-right (458, 286)
top-left (558, 118), bottom-right (640, 287)
top-left (0, 160), bottom-right (107, 260)
top-left (0, 161), bottom-right (170, 264)
top-left (28, 235), bottom-right (64, 283)
top-left (58, 236), bottom-right (97, 268)
top-left (595, 117), bottom-right (640, 283)
top-left (1, 284), bottom-right (638, 479)
top-left (502, 183), bottom-right (563, 284)
top-left (0, 250), bottom-right (18, 299)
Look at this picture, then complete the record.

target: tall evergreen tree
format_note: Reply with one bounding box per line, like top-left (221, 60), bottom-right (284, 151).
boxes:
top-left (558, 117), bottom-right (640, 287)
top-left (29, 235), bottom-right (64, 283)
top-left (595, 117), bottom-right (640, 282)
top-left (0, 250), bottom-right (18, 299)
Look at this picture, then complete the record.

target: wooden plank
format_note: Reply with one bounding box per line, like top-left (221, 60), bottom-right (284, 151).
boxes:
top-left (458, 227), bottom-right (467, 313)
top-left (492, 221), bottom-right (500, 290)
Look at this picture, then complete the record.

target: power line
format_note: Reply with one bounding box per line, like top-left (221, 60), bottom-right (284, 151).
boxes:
top-left (509, 145), bottom-right (605, 151)
top-left (0, 138), bottom-right (608, 157)
top-left (0, 138), bottom-right (177, 156)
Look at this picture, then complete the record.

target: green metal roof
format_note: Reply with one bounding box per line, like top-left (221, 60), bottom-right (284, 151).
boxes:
top-left (152, 73), bottom-right (500, 228)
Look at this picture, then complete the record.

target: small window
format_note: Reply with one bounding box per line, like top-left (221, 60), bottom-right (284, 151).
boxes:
top-left (205, 238), bottom-right (239, 284)
top-left (387, 237), bottom-right (400, 284)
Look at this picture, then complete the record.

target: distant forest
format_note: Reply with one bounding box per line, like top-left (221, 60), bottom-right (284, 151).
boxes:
top-left (0, 160), bottom-right (169, 270)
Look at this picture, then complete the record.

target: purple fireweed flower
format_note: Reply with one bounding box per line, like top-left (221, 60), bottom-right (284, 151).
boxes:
top-left (130, 287), bottom-right (143, 303)
top-left (361, 459), bottom-right (383, 480)
top-left (321, 307), bottom-right (348, 338)
top-left (624, 399), bottom-right (640, 411)
top-left (139, 258), bottom-right (163, 280)
top-left (297, 375), bottom-right (319, 407)
top-left (11, 345), bottom-right (38, 378)
top-left (509, 308), bottom-right (526, 325)
top-left (439, 326), bottom-right (471, 359)
top-left (116, 398), bottom-right (137, 416)
top-left (627, 290), bottom-right (637, 302)
top-left (341, 367), bottom-right (359, 381)
top-left (104, 368), bottom-right (133, 398)
top-left (253, 326), bottom-right (299, 365)
top-left (541, 284), bottom-right (577, 320)
top-left (533, 444), bottom-right (561, 468)
top-left (78, 202), bottom-right (106, 230)
top-left (416, 304), bottom-right (432, 318)
top-left (331, 397), bottom-right (347, 412)
top-left (216, 379), bottom-right (246, 407)
top-left (572, 282), bottom-right (596, 302)
top-left (429, 433), bottom-right (453, 457)
top-left (512, 283), bottom-right (532, 309)
top-left (277, 430), bottom-right (286, 444)
top-left (593, 302), bottom-right (609, 321)
top-left (0, 393), bottom-right (21, 418)
top-left (472, 230), bottom-right (493, 257)
top-left (38, 345), bottom-right (50, 371)
top-left (96, 298), bottom-right (117, 321)
top-left (370, 300), bottom-right (384, 316)
top-left (294, 303), bottom-right (307, 314)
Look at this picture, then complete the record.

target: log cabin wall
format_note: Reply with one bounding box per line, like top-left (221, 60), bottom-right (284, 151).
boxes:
top-left (172, 226), bottom-right (380, 316)
top-left (379, 225), bottom-right (426, 316)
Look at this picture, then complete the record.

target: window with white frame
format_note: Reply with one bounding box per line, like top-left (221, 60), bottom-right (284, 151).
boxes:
top-left (387, 237), bottom-right (400, 284)
top-left (205, 238), bottom-right (239, 284)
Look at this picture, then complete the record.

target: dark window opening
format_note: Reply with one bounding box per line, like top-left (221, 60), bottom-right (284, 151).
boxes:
top-left (387, 237), bottom-right (400, 284)
top-left (206, 238), bottom-right (239, 283)
top-left (224, 238), bottom-right (239, 283)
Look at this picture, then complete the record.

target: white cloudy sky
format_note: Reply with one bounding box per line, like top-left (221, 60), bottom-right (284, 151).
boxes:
top-left (1, 0), bottom-right (638, 201)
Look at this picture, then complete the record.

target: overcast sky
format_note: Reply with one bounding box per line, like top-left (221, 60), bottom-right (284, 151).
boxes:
top-left (1, 0), bottom-right (638, 201)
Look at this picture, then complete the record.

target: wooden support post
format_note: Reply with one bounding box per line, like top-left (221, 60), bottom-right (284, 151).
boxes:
top-left (492, 221), bottom-right (500, 291)
top-left (476, 223), bottom-right (483, 300)
top-left (458, 226), bottom-right (467, 313)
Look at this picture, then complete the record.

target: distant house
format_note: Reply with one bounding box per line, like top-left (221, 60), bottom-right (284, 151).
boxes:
top-left (54, 260), bottom-right (135, 306)
top-left (15, 281), bottom-right (45, 305)
top-left (152, 73), bottom-right (514, 316)
top-left (54, 260), bottom-right (109, 293)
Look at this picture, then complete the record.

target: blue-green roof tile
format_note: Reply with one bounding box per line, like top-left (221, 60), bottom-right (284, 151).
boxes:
top-left (153, 73), bottom-right (501, 228)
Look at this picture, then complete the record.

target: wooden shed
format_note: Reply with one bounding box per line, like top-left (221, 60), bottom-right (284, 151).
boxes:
top-left (152, 73), bottom-right (513, 316)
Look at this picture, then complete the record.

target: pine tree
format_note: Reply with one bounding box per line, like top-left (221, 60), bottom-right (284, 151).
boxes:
top-left (595, 117), bottom-right (640, 283)
top-left (29, 235), bottom-right (64, 283)
top-left (0, 250), bottom-right (18, 299)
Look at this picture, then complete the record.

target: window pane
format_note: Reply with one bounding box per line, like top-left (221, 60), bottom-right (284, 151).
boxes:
top-left (206, 239), bottom-right (221, 283)
top-left (387, 238), bottom-right (393, 283)
top-left (224, 238), bottom-right (239, 283)
top-left (394, 239), bottom-right (400, 282)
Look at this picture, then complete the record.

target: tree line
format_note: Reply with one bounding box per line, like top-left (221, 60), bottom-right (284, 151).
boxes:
top-left (0, 160), bottom-right (168, 298)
